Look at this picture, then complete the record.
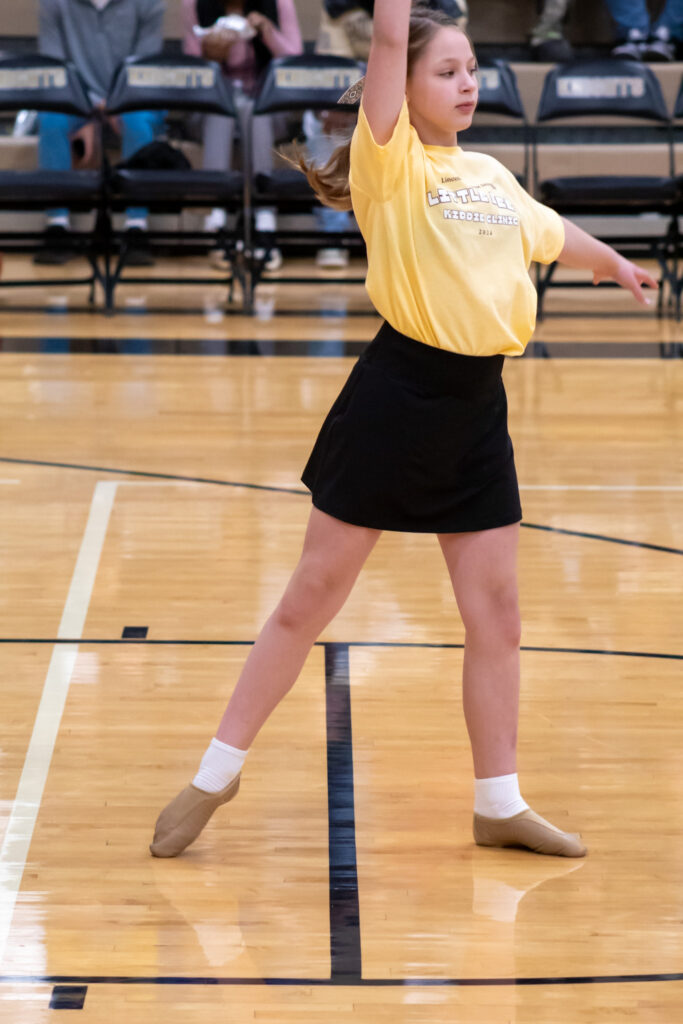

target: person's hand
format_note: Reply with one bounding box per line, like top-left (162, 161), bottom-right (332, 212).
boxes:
top-left (594, 257), bottom-right (658, 307)
top-left (202, 27), bottom-right (240, 62)
top-left (247, 11), bottom-right (275, 35)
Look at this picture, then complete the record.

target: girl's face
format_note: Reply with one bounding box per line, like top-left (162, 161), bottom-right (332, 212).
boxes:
top-left (406, 27), bottom-right (478, 147)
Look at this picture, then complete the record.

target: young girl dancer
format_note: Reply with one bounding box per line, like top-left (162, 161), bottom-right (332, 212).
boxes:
top-left (151, 0), bottom-right (656, 859)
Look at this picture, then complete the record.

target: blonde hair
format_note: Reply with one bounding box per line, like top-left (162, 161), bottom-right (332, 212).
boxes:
top-left (294, 2), bottom-right (471, 212)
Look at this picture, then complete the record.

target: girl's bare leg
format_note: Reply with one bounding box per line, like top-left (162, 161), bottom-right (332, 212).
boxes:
top-left (438, 523), bottom-right (521, 780)
top-left (438, 523), bottom-right (585, 857)
top-left (150, 507), bottom-right (380, 857)
top-left (216, 507), bottom-right (381, 749)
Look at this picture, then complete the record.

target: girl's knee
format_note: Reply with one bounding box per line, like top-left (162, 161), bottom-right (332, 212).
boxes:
top-left (463, 585), bottom-right (521, 648)
top-left (274, 561), bottom-right (348, 632)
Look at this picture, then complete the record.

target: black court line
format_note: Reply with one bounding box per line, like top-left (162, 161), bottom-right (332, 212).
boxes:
top-left (522, 521), bottom-right (683, 557)
top-left (0, 306), bottom-right (376, 319)
top-left (3, 972), bottom-right (683, 988)
top-left (325, 643), bottom-right (362, 981)
top-left (0, 456), bottom-right (308, 497)
top-left (0, 336), bottom-right (679, 358)
top-left (0, 638), bottom-right (681, 660)
top-left (1, 456), bottom-right (680, 556)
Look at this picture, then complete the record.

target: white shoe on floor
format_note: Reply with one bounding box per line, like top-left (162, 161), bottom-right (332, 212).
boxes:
top-left (316, 247), bottom-right (349, 269)
top-left (255, 208), bottom-right (277, 234)
top-left (264, 247), bottom-right (283, 272)
top-left (204, 208), bottom-right (227, 232)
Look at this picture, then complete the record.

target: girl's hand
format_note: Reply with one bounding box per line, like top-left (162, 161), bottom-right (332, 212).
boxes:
top-left (247, 11), bottom-right (275, 35)
top-left (594, 258), bottom-right (659, 307)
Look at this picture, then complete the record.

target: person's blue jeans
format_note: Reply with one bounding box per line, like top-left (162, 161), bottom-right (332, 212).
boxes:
top-left (604, 0), bottom-right (683, 39)
top-left (317, 204), bottom-right (352, 237)
top-left (38, 109), bottom-right (164, 223)
top-left (303, 112), bottom-right (353, 241)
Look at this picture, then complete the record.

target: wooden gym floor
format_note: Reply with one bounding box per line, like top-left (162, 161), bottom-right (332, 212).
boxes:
top-left (0, 256), bottom-right (682, 1022)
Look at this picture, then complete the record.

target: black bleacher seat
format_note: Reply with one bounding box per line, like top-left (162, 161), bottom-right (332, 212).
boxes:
top-left (104, 54), bottom-right (244, 312)
top-left (0, 54), bottom-right (103, 299)
top-left (248, 53), bottom-right (366, 307)
top-left (534, 59), bottom-right (679, 316)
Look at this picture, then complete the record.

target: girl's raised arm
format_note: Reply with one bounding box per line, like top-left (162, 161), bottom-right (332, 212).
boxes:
top-left (361, 0), bottom-right (412, 145)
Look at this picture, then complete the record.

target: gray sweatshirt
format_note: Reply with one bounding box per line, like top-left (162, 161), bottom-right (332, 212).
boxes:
top-left (39, 0), bottom-right (165, 104)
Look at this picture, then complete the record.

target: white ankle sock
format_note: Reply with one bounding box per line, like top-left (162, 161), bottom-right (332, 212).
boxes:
top-left (474, 773), bottom-right (529, 819)
top-left (193, 737), bottom-right (248, 793)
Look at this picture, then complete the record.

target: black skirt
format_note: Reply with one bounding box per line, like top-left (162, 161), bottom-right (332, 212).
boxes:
top-left (301, 321), bottom-right (522, 533)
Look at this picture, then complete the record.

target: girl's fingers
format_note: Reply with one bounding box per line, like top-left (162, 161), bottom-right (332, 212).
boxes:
top-left (591, 264), bottom-right (657, 304)
top-left (638, 269), bottom-right (659, 290)
top-left (632, 283), bottom-right (651, 306)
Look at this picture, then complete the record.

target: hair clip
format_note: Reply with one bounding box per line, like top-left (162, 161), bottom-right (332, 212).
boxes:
top-left (337, 76), bottom-right (366, 105)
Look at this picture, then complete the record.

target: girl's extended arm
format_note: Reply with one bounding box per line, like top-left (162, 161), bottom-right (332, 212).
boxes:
top-left (558, 217), bottom-right (658, 307)
top-left (361, 0), bottom-right (412, 145)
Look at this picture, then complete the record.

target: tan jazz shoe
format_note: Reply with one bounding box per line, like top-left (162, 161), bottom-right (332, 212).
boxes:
top-left (150, 774), bottom-right (241, 858)
top-left (473, 808), bottom-right (587, 858)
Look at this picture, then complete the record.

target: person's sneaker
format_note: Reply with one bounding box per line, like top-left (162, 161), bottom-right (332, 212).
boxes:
top-left (264, 247), bottom-right (283, 272)
top-left (530, 34), bottom-right (574, 63)
top-left (254, 208), bottom-right (277, 234)
top-left (316, 247), bottom-right (350, 270)
top-left (473, 808), bottom-right (587, 857)
top-left (611, 27), bottom-right (647, 60)
top-left (33, 225), bottom-right (73, 265)
top-left (642, 25), bottom-right (677, 61)
top-left (204, 207), bottom-right (227, 233)
top-left (209, 248), bottom-right (232, 271)
top-left (150, 773), bottom-right (241, 858)
top-left (123, 228), bottom-right (155, 267)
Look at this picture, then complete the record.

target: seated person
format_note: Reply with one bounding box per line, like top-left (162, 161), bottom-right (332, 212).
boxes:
top-left (36, 0), bottom-right (165, 265)
top-left (530, 0), bottom-right (574, 61)
top-left (183, 0), bottom-right (302, 272)
top-left (605, 0), bottom-right (682, 60)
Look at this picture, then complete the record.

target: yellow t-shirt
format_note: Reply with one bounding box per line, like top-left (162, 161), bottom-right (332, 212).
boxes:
top-left (349, 99), bottom-right (565, 357)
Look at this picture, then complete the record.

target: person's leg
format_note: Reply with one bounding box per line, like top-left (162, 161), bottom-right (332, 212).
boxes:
top-left (656, 0), bottom-right (683, 36)
top-left (603, 0), bottom-right (651, 37)
top-left (646, 0), bottom-right (683, 56)
top-left (119, 109), bottom-right (165, 227)
top-left (38, 112), bottom-right (83, 225)
top-left (151, 507), bottom-right (381, 857)
top-left (438, 524), bottom-right (586, 857)
top-left (215, 508), bottom-right (380, 747)
top-left (201, 113), bottom-right (235, 234)
top-left (529, 0), bottom-right (573, 60)
top-left (202, 112), bottom-right (235, 171)
top-left (251, 114), bottom-right (281, 269)
top-left (439, 524), bottom-right (522, 780)
top-left (304, 111), bottom-right (353, 267)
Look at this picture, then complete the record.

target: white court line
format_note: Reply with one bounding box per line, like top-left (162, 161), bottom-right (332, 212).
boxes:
top-left (520, 485), bottom-right (683, 493)
top-left (0, 480), bottom-right (119, 967)
top-left (0, 480), bottom-right (20, 485)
